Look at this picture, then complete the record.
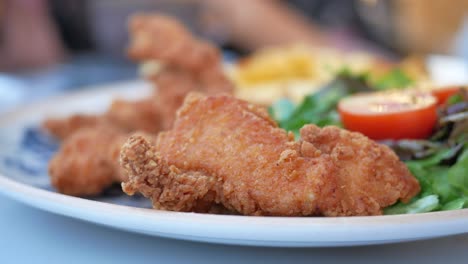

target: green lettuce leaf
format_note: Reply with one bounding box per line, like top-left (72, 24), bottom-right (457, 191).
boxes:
top-left (384, 195), bottom-right (439, 215)
top-left (373, 68), bottom-right (413, 90)
top-left (274, 75), bottom-right (372, 137)
top-left (441, 197), bottom-right (468, 210)
top-left (447, 148), bottom-right (468, 196)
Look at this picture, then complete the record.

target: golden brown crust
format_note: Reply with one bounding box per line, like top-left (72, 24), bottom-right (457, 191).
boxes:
top-left (120, 93), bottom-right (420, 216)
top-left (299, 125), bottom-right (420, 216)
top-left (121, 135), bottom-right (222, 213)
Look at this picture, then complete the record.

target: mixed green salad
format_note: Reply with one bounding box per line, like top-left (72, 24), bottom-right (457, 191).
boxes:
top-left (269, 70), bottom-right (468, 214)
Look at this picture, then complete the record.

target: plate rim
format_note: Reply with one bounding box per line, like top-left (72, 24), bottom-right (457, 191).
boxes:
top-left (0, 80), bottom-right (467, 247)
top-left (1, 173), bottom-right (467, 247)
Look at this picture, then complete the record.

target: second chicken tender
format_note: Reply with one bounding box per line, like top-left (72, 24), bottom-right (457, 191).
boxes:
top-left (44, 13), bottom-right (233, 140)
top-left (121, 93), bottom-right (420, 216)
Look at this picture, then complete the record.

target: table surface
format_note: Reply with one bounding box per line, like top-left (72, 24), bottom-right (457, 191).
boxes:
top-left (0, 194), bottom-right (467, 264)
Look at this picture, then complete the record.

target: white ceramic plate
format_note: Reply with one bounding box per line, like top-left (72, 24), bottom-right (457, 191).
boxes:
top-left (0, 80), bottom-right (467, 247)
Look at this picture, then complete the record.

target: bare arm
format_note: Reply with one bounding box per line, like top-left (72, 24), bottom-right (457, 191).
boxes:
top-left (200, 0), bottom-right (332, 51)
top-left (0, 0), bottom-right (65, 71)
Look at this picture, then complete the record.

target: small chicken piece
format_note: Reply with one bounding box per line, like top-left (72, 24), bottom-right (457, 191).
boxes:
top-left (120, 93), bottom-right (420, 216)
top-left (49, 125), bottom-right (129, 196)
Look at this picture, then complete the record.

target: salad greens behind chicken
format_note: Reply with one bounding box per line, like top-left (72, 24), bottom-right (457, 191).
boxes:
top-left (270, 72), bottom-right (372, 137)
top-left (269, 70), bottom-right (468, 214)
top-left (385, 90), bottom-right (467, 214)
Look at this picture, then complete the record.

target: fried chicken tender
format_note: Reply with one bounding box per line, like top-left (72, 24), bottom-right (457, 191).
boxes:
top-left (49, 125), bottom-right (129, 196)
top-left (126, 13), bottom-right (233, 130)
top-left (44, 13), bottom-right (232, 140)
top-left (120, 93), bottom-right (420, 216)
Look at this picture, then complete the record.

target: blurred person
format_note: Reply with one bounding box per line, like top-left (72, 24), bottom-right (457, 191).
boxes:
top-left (0, 0), bottom-right (65, 71)
top-left (356, 0), bottom-right (468, 55)
top-left (200, 0), bottom-right (468, 56)
top-left (199, 0), bottom-right (379, 53)
top-left (0, 0), bottom-right (467, 72)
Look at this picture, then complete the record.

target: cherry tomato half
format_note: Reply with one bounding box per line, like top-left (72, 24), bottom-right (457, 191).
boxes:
top-left (338, 91), bottom-right (437, 140)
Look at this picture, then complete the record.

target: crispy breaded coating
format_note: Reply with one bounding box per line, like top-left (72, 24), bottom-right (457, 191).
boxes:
top-left (299, 125), bottom-right (420, 216)
top-left (121, 135), bottom-right (221, 213)
top-left (120, 93), bottom-right (420, 216)
top-left (49, 125), bottom-right (128, 196)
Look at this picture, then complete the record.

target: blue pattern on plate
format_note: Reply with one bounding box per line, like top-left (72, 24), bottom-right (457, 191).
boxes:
top-left (0, 125), bottom-right (152, 208)
top-left (2, 127), bottom-right (58, 177)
